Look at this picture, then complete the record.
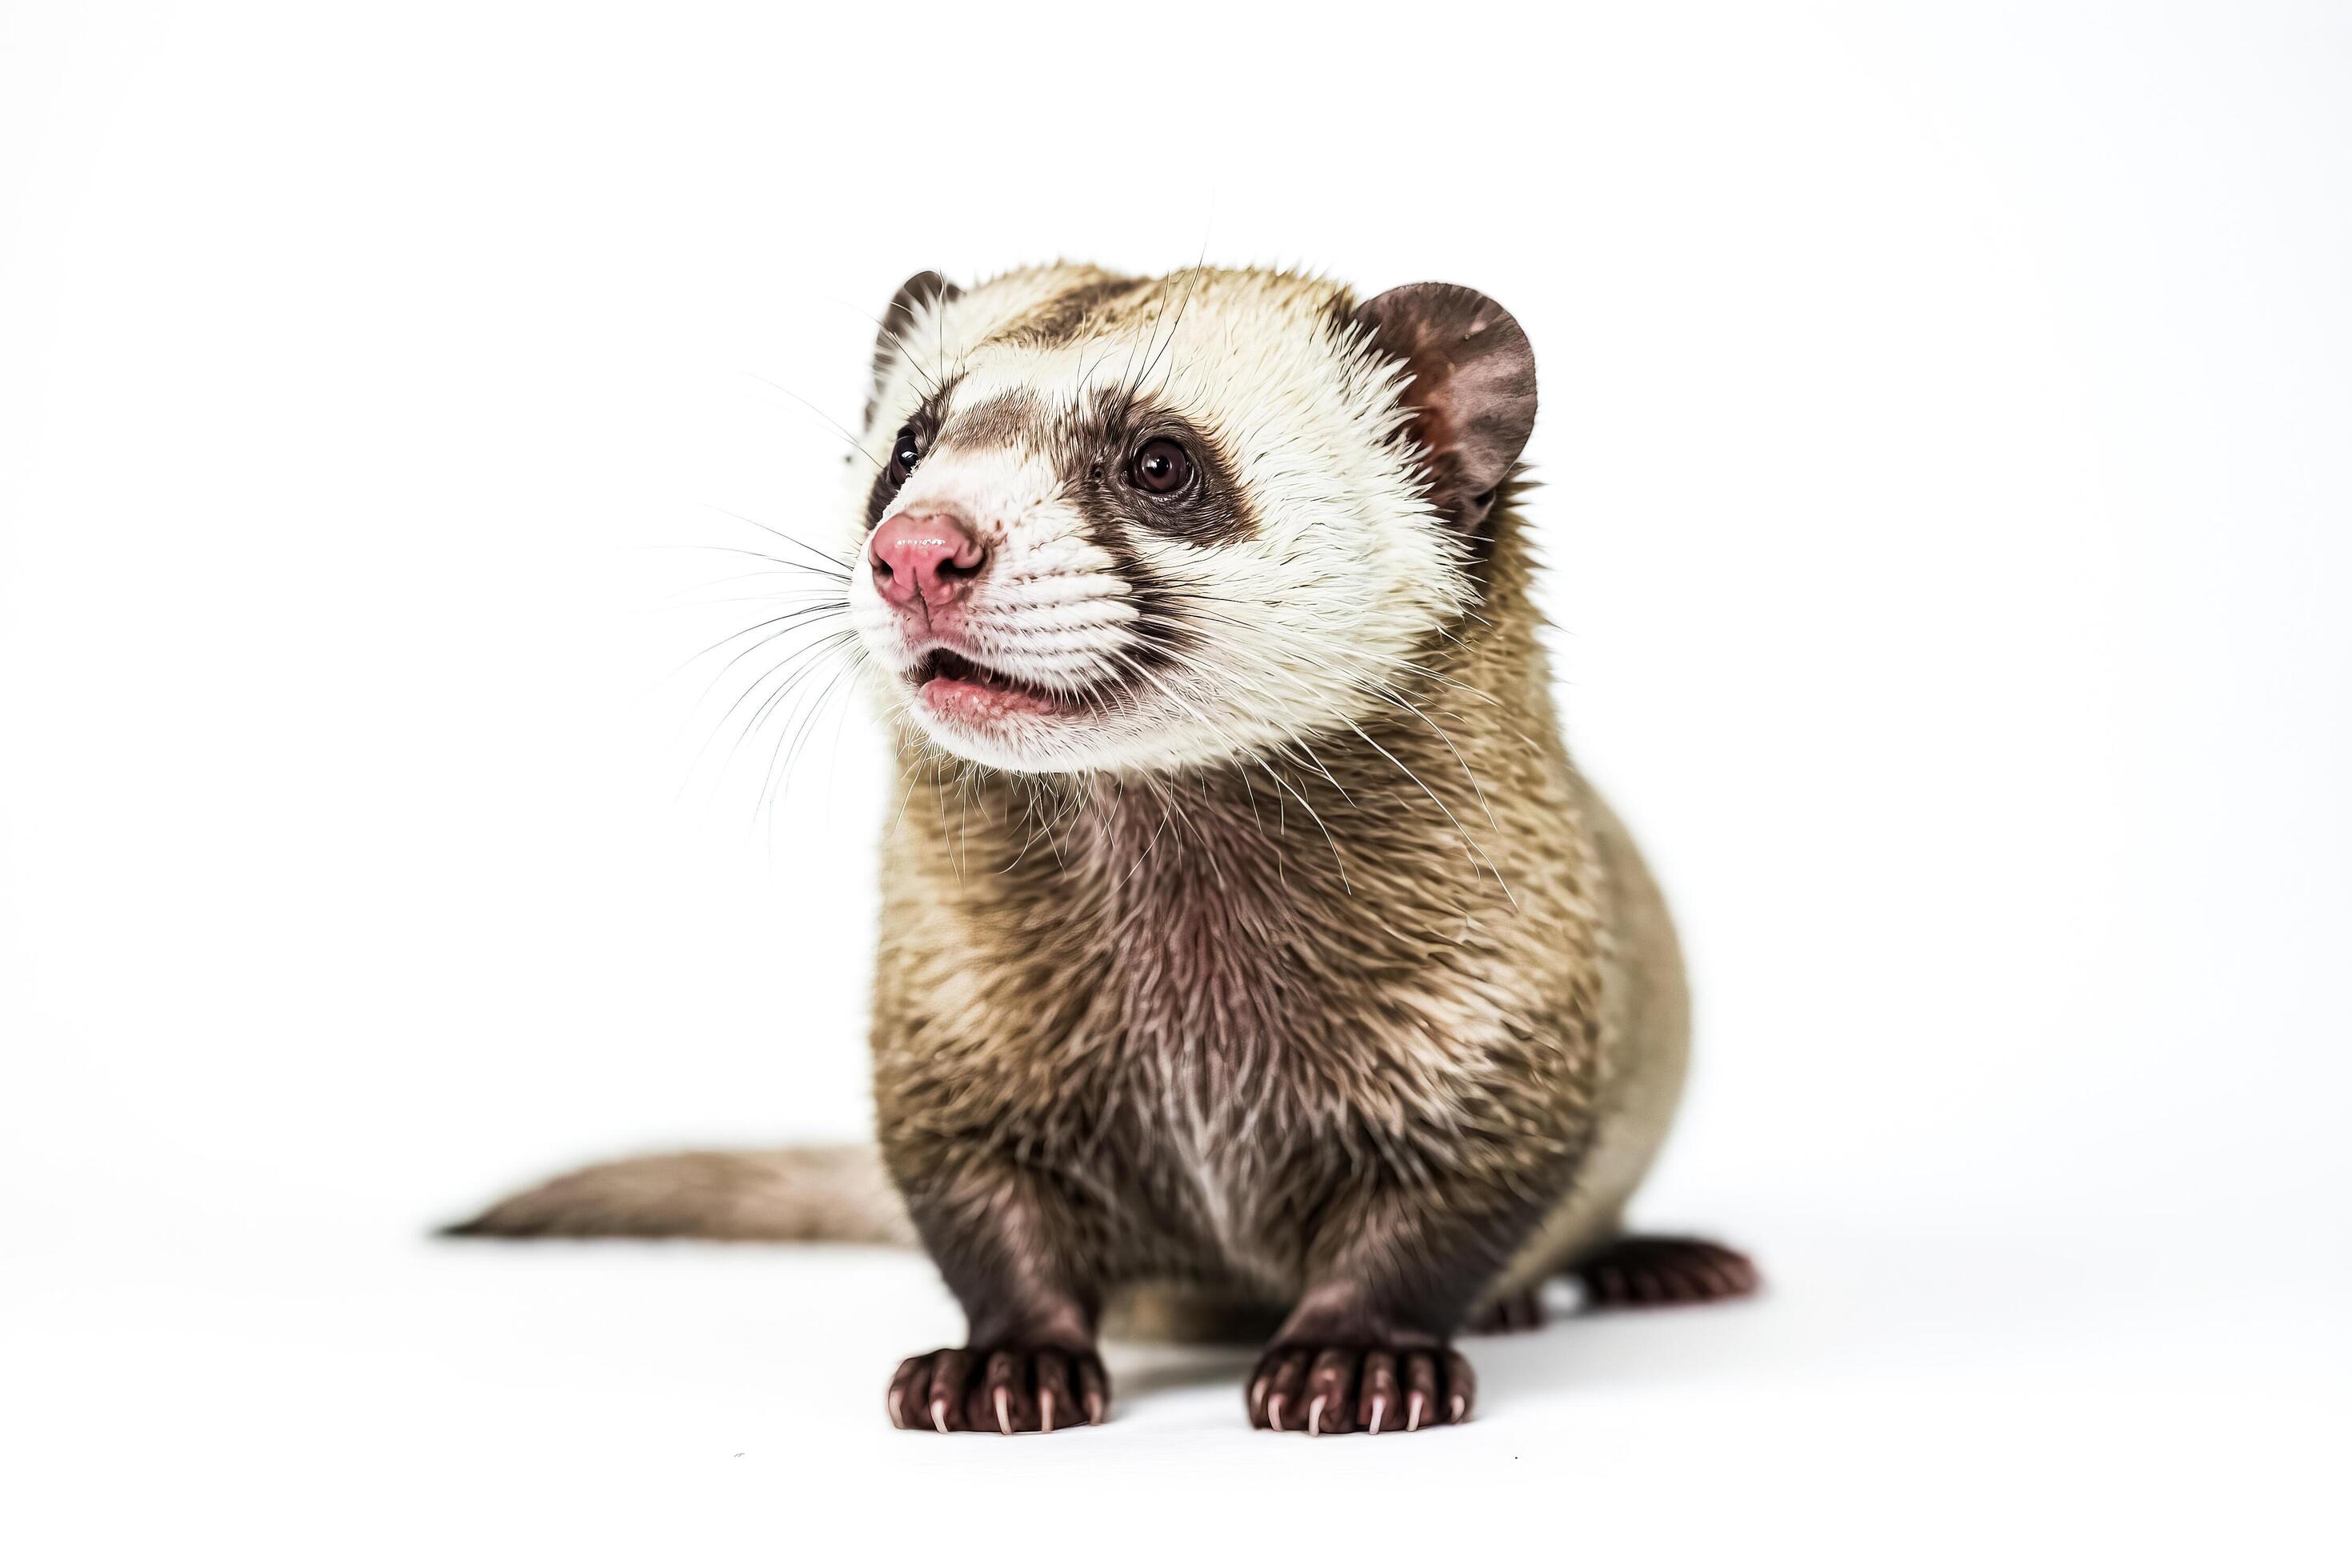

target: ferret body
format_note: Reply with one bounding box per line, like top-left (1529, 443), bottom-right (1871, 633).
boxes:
top-left (455, 265), bottom-right (1755, 1434)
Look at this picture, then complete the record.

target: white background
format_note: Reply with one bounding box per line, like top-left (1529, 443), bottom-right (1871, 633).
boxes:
top-left (3, 2), bottom-right (2346, 1562)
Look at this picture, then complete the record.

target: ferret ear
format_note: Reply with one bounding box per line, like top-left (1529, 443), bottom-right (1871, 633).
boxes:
top-left (1352, 283), bottom-right (1537, 532)
top-left (866, 270), bottom-right (962, 426)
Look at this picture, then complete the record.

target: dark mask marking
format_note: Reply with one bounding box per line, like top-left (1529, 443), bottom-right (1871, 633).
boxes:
top-left (864, 376), bottom-right (961, 530)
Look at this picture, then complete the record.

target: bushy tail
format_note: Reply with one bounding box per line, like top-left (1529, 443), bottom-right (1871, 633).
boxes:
top-left (441, 1144), bottom-right (914, 1246)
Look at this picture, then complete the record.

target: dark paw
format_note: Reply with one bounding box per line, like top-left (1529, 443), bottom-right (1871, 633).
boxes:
top-left (1246, 1343), bottom-right (1475, 1435)
top-left (1574, 1234), bottom-right (1760, 1310)
top-left (886, 1345), bottom-right (1109, 1434)
top-left (1467, 1289), bottom-right (1546, 1335)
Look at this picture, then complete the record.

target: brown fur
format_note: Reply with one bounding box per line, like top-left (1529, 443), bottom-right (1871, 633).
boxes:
top-left (872, 489), bottom-right (1608, 1310)
top-left (451, 268), bottom-right (1751, 1435)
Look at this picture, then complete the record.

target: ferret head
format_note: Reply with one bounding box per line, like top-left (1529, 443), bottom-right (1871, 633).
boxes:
top-left (845, 265), bottom-right (1537, 774)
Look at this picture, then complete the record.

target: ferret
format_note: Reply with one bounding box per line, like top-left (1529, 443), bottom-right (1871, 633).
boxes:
top-left (450, 264), bottom-right (1758, 1436)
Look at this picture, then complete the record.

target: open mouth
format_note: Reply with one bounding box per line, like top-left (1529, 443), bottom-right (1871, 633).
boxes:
top-left (910, 648), bottom-right (1071, 721)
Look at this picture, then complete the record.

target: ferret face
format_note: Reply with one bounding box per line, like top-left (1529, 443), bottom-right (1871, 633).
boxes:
top-left (845, 266), bottom-right (1533, 775)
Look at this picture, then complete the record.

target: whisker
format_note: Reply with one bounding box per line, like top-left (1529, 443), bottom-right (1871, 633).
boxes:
top-left (650, 542), bottom-right (849, 581)
top-left (701, 506), bottom-right (860, 573)
top-left (743, 372), bottom-right (883, 470)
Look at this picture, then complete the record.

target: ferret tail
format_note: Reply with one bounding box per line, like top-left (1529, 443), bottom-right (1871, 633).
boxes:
top-left (438, 1144), bottom-right (915, 1246)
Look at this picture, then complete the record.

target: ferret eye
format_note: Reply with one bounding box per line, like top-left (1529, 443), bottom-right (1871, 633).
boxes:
top-left (1129, 438), bottom-right (1194, 496)
top-left (887, 426), bottom-right (922, 486)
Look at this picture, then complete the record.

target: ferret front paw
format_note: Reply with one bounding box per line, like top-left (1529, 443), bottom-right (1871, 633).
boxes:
top-left (886, 1345), bottom-right (1109, 1434)
top-left (1246, 1343), bottom-right (1475, 1435)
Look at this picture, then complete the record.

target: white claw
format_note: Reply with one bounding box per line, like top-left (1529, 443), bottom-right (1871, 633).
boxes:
top-left (1451, 1394), bottom-right (1468, 1425)
top-left (931, 1398), bottom-right (950, 1435)
top-left (1308, 1396), bottom-right (1326, 1436)
top-left (1040, 1390), bottom-right (1056, 1434)
top-left (890, 1390), bottom-right (905, 1428)
top-left (1367, 1397), bottom-right (1385, 1435)
top-left (1268, 1394), bottom-right (1285, 1432)
top-left (996, 1387), bottom-right (1014, 1436)
top-left (1406, 1393), bottom-right (1425, 1433)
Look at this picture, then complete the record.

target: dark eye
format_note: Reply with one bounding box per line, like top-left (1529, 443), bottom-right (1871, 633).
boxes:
top-left (887, 425), bottom-right (922, 486)
top-left (1128, 438), bottom-right (1194, 496)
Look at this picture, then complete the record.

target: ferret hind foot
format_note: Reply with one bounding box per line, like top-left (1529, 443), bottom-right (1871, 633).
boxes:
top-left (886, 1345), bottom-right (1109, 1434)
top-left (1573, 1234), bottom-right (1759, 1310)
top-left (1247, 1343), bottom-right (1475, 1435)
top-left (1466, 1289), bottom-right (1548, 1335)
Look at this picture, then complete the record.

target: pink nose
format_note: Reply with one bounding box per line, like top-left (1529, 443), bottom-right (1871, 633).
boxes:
top-left (869, 511), bottom-right (987, 615)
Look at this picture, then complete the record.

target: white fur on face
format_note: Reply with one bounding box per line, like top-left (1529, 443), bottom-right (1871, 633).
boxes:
top-left (848, 268), bottom-right (1472, 776)
top-left (847, 434), bottom-right (1141, 773)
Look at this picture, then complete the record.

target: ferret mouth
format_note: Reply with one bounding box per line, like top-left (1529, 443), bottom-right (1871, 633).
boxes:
top-left (908, 648), bottom-right (1078, 722)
